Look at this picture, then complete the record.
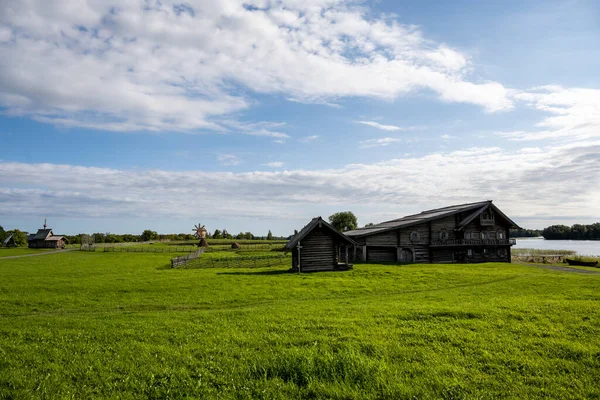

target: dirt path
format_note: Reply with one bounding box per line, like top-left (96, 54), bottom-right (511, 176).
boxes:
top-left (519, 262), bottom-right (600, 275)
top-left (0, 249), bottom-right (76, 260)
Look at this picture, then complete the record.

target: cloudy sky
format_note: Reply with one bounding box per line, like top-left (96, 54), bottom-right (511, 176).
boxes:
top-left (1, 0), bottom-right (599, 236)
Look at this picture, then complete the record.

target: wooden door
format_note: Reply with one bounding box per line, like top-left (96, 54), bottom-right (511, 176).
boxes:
top-left (399, 248), bottom-right (413, 263)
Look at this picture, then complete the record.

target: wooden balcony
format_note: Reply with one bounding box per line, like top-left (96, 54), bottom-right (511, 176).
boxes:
top-left (430, 239), bottom-right (516, 247)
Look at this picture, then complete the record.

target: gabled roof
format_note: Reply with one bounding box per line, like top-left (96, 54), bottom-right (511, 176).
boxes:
top-left (285, 217), bottom-right (356, 250)
top-left (345, 200), bottom-right (520, 238)
top-left (46, 236), bottom-right (67, 241)
top-left (27, 229), bottom-right (53, 241)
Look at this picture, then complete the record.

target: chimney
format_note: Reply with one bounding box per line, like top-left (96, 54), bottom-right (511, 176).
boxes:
top-left (43, 218), bottom-right (47, 229)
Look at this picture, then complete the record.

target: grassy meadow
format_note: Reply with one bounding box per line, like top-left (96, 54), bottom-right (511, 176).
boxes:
top-left (0, 247), bottom-right (56, 257)
top-left (1, 251), bottom-right (600, 399)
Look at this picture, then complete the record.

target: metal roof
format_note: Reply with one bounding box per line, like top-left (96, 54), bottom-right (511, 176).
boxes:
top-left (285, 217), bottom-right (356, 249)
top-left (345, 200), bottom-right (519, 238)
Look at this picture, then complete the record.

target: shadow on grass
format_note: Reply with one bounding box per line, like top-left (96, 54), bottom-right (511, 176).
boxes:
top-left (217, 269), bottom-right (292, 276)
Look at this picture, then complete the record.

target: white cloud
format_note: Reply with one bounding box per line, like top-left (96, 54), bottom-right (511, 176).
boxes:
top-left (500, 86), bottom-right (600, 142)
top-left (359, 137), bottom-right (402, 148)
top-left (263, 161), bottom-right (284, 168)
top-left (222, 121), bottom-right (290, 139)
top-left (357, 121), bottom-right (404, 131)
top-left (0, 0), bottom-right (512, 133)
top-left (217, 154), bottom-right (241, 166)
top-left (0, 143), bottom-right (599, 226)
top-left (299, 135), bottom-right (319, 143)
top-left (440, 134), bottom-right (456, 140)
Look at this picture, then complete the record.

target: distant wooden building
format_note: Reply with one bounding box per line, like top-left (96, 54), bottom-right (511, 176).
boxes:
top-left (27, 222), bottom-right (68, 249)
top-left (285, 217), bottom-right (356, 272)
top-left (345, 201), bottom-right (519, 264)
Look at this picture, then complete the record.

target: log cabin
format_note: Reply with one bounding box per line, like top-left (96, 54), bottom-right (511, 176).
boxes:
top-left (345, 200), bottom-right (519, 264)
top-left (285, 217), bottom-right (356, 272)
top-left (26, 222), bottom-right (69, 249)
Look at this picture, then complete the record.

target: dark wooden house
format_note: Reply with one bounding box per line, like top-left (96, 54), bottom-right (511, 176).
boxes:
top-left (345, 201), bottom-right (519, 264)
top-left (285, 217), bottom-right (356, 272)
top-left (27, 225), bottom-right (68, 249)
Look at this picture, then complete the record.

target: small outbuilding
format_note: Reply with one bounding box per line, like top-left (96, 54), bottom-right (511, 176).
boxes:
top-left (285, 217), bottom-right (356, 272)
top-left (26, 221), bottom-right (69, 249)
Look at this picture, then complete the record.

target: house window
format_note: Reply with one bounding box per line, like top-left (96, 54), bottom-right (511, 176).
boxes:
top-left (439, 229), bottom-right (449, 241)
top-left (498, 231), bottom-right (504, 239)
top-left (465, 231), bottom-right (471, 240)
top-left (410, 231), bottom-right (420, 243)
top-left (467, 249), bottom-right (473, 256)
top-left (498, 248), bottom-right (507, 257)
top-left (481, 232), bottom-right (487, 239)
top-left (483, 248), bottom-right (489, 257)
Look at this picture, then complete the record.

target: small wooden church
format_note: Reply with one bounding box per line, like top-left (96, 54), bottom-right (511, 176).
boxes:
top-left (285, 217), bottom-right (356, 272)
top-left (27, 220), bottom-right (69, 249)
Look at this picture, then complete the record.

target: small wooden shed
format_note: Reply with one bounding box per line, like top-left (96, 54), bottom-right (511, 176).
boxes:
top-left (285, 217), bottom-right (356, 272)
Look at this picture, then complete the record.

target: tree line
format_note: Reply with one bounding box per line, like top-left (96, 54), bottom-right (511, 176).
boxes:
top-left (0, 226), bottom-right (285, 247)
top-left (541, 223), bottom-right (600, 240)
top-left (510, 223), bottom-right (600, 240)
top-left (509, 228), bottom-right (542, 238)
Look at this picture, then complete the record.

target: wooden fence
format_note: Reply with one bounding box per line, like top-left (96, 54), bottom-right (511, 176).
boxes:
top-left (171, 248), bottom-right (206, 268)
top-left (512, 254), bottom-right (566, 264)
top-left (80, 246), bottom-right (199, 253)
top-left (171, 253), bottom-right (290, 269)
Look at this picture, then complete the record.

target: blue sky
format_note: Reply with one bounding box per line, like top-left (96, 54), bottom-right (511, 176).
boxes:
top-left (1, 0), bottom-right (599, 236)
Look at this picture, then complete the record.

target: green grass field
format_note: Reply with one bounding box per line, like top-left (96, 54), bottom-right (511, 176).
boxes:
top-left (1, 252), bottom-right (599, 399)
top-left (0, 247), bottom-right (56, 257)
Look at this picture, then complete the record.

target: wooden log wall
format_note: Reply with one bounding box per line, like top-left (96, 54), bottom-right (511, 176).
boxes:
top-left (413, 246), bottom-right (430, 263)
top-left (430, 216), bottom-right (458, 241)
top-left (431, 248), bottom-right (455, 263)
top-left (399, 223), bottom-right (430, 246)
top-left (365, 231), bottom-right (397, 246)
top-left (300, 228), bottom-right (336, 272)
top-left (367, 247), bottom-right (396, 262)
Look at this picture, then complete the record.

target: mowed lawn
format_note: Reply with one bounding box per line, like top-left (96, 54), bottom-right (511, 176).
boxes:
top-left (0, 252), bottom-right (599, 399)
top-left (0, 248), bottom-right (56, 257)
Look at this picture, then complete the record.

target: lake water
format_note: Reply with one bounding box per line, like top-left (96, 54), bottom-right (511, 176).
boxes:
top-left (514, 237), bottom-right (600, 256)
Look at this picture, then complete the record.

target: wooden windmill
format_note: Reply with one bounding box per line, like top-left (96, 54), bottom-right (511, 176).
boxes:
top-left (193, 223), bottom-right (209, 248)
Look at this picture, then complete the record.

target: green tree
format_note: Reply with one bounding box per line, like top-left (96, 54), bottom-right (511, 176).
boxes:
top-left (105, 233), bottom-right (123, 243)
top-left (7, 229), bottom-right (27, 247)
top-left (141, 230), bottom-right (159, 242)
top-left (365, 222), bottom-right (374, 227)
top-left (0, 225), bottom-right (6, 244)
top-left (244, 232), bottom-right (254, 240)
top-left (328, 211), bottom-right (358, 232)
top-left (267, 230), bottom-right (273, 240)
top-left (93, 232), bottom-right (106, 244)
top-left (212, 229), bottom-right (222, 239)
top-left (122, 234), bottom-right (139, 242)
